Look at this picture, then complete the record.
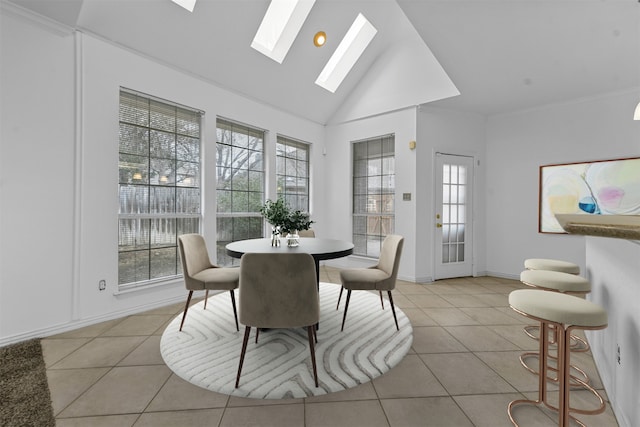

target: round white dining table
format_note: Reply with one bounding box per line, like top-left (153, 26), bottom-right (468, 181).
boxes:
top-left (226, 237), bottom-right (354, 285)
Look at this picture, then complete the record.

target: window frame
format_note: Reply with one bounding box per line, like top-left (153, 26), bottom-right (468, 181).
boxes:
top-left (215, 117), bottom-right (266, 266)
top-left (351, 134), bottom-right (395, 258)
top-left (117, 88), bottom-right (203, 291)
top-left (276, 134), bottom-right (311, 213)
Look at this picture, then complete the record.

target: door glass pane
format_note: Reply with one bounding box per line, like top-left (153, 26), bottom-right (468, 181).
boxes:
top-left (450, 205), bottom-right (458, 223)
top-left (450, 185), bottom-right (458, 203)
top-left (450, 165), bottom-right (459, 184)
top-left (441, 162), bottom-right (469, 265)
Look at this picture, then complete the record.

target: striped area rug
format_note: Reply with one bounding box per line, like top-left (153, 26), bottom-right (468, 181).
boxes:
top-left (160, 282), bottom-right (413, 399)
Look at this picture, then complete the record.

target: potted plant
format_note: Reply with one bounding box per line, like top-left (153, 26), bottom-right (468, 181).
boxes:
top-left (282, 209), bottom-right (314, 247)
top-left (260, 198), bottom-right (290, 246)
top-left (282, 210), bottom-right (314, 234)
top-left (260, 198), bottom-right (314, 247)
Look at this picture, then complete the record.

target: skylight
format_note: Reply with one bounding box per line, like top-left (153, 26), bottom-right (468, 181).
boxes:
top-left (315, 13), bottom-right (377, 93)
top-left (251, 0), bottom-right (316, 64)
top-left (171, 0), bottom-right (197, 12)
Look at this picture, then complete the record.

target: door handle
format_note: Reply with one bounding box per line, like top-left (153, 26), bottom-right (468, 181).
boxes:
top-left (436, 223), bottom-right (442, 228)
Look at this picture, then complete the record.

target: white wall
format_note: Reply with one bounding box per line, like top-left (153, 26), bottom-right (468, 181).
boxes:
top-left (323, 106), bottom-right (487, 283)
top-left (324, 108), bottom-right (417, 280)
top-left (585, 237), bottom-right (640, 427)
top-left (1, 9), bottom-right (76, 339)
top-left (485, 90), bottom-right (640, 278)
top-left (415, 107), bottom-right (487, 282)
top-left (329, 35), bottom-right (459, 125)
top-left (486, 91), bottom-right (640, 427)
top-left (0, 10), bottom-right (326, 344)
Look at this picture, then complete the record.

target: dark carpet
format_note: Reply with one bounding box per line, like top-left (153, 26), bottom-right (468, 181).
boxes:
top-left (0, 338), bottom-right (55, 427)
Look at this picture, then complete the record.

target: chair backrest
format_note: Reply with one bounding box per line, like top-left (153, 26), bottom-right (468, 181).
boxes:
top-left (239, 253), bottom-right (319, 329)
top-left (377, 234), bottom-right (404, 281)
top-left (298, 229), bottom-right (315, 238)
top-left (178, 234), bottom-right (214, 288)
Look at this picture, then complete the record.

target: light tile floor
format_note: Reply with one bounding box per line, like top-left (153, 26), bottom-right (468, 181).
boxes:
top-left (42, 267), bottom-right (619, 426)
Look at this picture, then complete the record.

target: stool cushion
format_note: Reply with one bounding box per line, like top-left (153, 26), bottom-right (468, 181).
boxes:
top-left (509, 289), bottom-right (607, 328)
top-left (520, 270), bottom-right (591, 293)
top-left (524, 258), bottom-right (580, 274)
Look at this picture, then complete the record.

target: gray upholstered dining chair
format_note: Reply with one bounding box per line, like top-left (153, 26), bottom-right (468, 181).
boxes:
top-left (177, 234), bottom-right (240, 332)
top-left (337, 234), bottom-right (404, 331)
top-left (298, 229), bottom-right (315, 237)
top-left (235, 252), bottom-right (319, 388)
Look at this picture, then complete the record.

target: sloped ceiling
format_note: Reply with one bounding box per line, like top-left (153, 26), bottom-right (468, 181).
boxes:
top-left (5, 0), bottom-right (640, 124)
top-left (397, 0), bottom-right (640, 116)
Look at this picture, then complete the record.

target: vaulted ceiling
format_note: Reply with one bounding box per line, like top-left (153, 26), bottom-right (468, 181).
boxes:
top-left (6, 0), bottom-right (640, 124)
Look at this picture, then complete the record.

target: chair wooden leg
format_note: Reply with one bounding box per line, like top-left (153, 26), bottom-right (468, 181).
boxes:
top-left (235, 326), bottom-right (251, 388)
top-left (388, 291), bottom-right (399, 331)
top-left (313, 324), bottom-right (318, 343)
top-left (336, 286), bottom-right (344, 310)
top-left (230, 289), bottom-right (239, 331)
top-left (307, 325), bottom-right (319, 387)
top-left (379, 291), bottom-right (385, 309)
top-left (204, 290), bottom-right (209, 310)
top-left (179, 291), bottom-right (193, 332)
top-left (255, 328), bottom-right (260, 344)
top-left (341, 289), bottom-right (352, 331)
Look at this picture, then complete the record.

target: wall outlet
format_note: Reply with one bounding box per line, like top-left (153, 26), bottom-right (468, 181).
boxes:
top-left (99, 280), bottom-right (106, 291)
top-left (616, 344), bottom-right (621, 365)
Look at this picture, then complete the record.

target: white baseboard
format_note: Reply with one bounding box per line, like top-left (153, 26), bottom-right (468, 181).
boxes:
top-left (484, 270), bottom-right (520, 280)
top-left (0, 293), bottom-right (188, 347)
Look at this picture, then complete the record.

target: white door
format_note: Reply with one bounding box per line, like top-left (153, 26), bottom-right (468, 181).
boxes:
top-left (434, 153), bottom-right (474, 280)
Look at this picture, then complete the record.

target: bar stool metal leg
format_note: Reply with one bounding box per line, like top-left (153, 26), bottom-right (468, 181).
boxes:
top-left (507, 290), bottom-right (607, 427)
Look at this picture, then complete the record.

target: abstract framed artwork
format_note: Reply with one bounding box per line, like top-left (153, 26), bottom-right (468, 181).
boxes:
top-left (539, 157), bottom-right (640, 233)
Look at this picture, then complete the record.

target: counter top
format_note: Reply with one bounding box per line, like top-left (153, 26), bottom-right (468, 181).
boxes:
top-left (555, 214), bottom-right (640, 240)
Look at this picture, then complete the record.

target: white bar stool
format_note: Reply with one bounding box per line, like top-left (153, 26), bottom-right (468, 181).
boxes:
top-left (520, 269), bottom-right (592, 351)
top-left (507, 289), bottom-right (607, 427)
top-left (519, 270), bottom-right (593, 389)
top-left (524, 258), bottom-right (580, 275)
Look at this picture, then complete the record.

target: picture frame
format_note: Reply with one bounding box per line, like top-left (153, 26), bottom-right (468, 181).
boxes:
top-left (538, 156), bottom-right (640, 233)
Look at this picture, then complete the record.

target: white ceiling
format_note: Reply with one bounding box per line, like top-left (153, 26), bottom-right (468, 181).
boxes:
top-left (398, 0), bottom-right (640, 116)
top-left (7, 0), bottom-right (640, 124)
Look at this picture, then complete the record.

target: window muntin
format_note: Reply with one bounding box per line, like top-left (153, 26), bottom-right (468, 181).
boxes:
top-left (216, 118), bottom-right (265, 266)
top-left (352, 135), bottom-right (395, 258)
top-left (118, 90), bottom-right (202, 289)
top-left (276, 135), bottom-right (310, 212)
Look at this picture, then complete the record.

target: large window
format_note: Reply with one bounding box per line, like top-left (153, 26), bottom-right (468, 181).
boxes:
top-left (352, 135), bottom-right (395, 258)
top-left (276, 135), bottom-right (310, 212)
top-left (216, 118), bottom-right (265, 266)
top-left (118, 90), bottom-right (202, 289)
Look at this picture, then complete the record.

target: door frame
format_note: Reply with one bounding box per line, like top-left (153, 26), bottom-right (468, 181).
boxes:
top-left (432, 150), bottom-right (478, 280)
